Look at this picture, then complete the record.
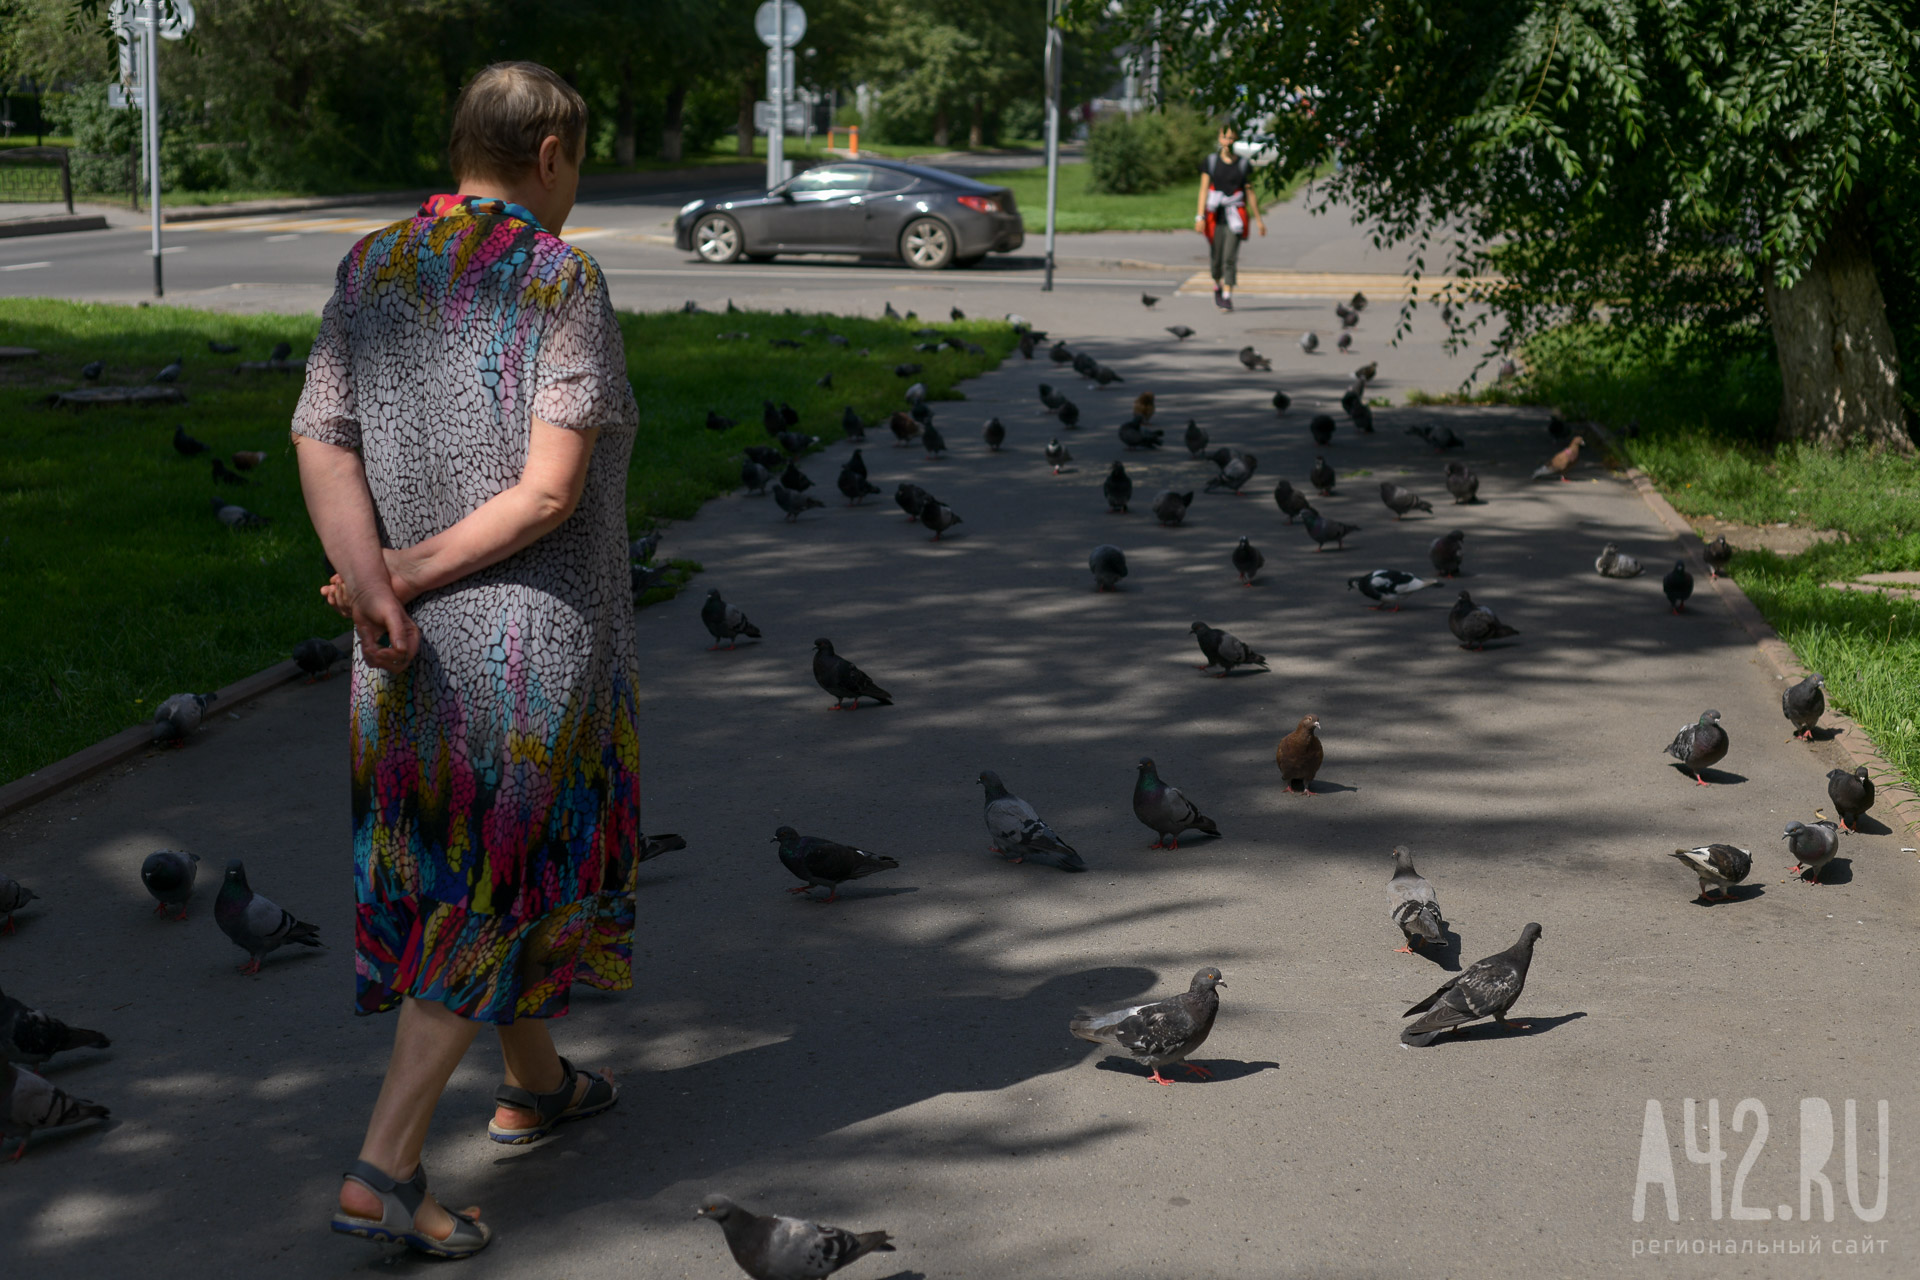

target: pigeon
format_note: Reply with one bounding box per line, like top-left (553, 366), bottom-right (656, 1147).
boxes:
top-left (1182, 420), bottom-right (1209, 456)
top-left (1826, 765), bottom-right (1875, 831)
top-left (1089, 544), bottom-right (1128, 591)
top-left (3, 1062), bottom-right (110, 1160)
top-left (888, 411), bottom-right (920, 446)
top-left (1669, 844), bottom-right (1752, 903)
top-left (1132, 758), bottom-right (1221, 849)
top-left (1230, 536), bottom-right (1264, 584)
top-left (636, 833), bottom-right (689, 865)
top-left (1167, 325), bottom-right (1194, 340)
top-left (696, 1194), bottom-right (893, 1280)
top-left (1353, 361), bottom-right (1378, 382)
top-left (894, 483), bottom-right (931, 520)
top-left (777, 431), bottom-right (819, 457)
top-left (1497, 357), bottom-right (1517, 381)
top-left (1057, 399), bottom-right (1080, 428)
top-left (1662, 561), bottom-right (1695, 613)
top-left (1401, 923), bottom-right (1542, 1046)
top-left (1045, 438), bottom-right (1072, 474)
top-left (919, 500), bottom-right (962, 540)
top-left (812, 639), bottom-right (892, 709)
top-left (1273, 479), bottom-right (1313, 523)
top-left (1388, 846), bottom-right (1444, 951)
top-left (172, 424), bottom-right (208, 456)
top-left (1664, 710), bottom-right (1728, 784)
top-left (1271, 390), bottom-right (1292, 415)
top-left (1299, 331), bottom-right (1319, 354)
top-left (1443, 461), bottom-right (1479, 504)
top-left (837, 466), bottom-right (881, 505)
top-left (1379, 483), bottom-right (1432, 519)
top-left (1335, 300), bottom-right (1358, 327)
top-left (1414, 424), bottom-right (1466, 451)
top-left (706, 409), bottom-right (738, 432)
top-left (1131, 391), bottom-right (1156, 423)
top-left (0, 988), bottom-right (110, 1066)
top-left (1349, 400), bottom-right (1374, 433)
top-left (949, 305), bottom-right (966, 321)
top-left (1072, 351), bottom-right (1100, 380)
top-left (893, 363), bottom-right (921, 378)
top-left (1101, 461), bottom-right (1134, 513)
top-left (1547, 414), bottom-right (1573, 445)
top-left (1784, 820), bottom-right (1841, 885)
top-left (210, 497), bottom-right (270, 529)
top-left (1274, 714), bottom-right (1323, 793)
top-left (1780, 672), bottom-right (1826, 740)
top-left (211, 457), bottom-right (248, 486)
top-left (978, 771), bottom-right (1085, 871)
top-left (773, 826), bottom-right (900, 903)
top-left (1349, 291), bottom-right (1368, 312)
top-left (1308, 455), bottom-right (1336, 494)
top-left (1430, 530), bottom-right (1465, 577)
top-left (762, 400), bottom-right (787, 435)
top-left (1704, 535), bottom-right (1733, 578)
top-left (140, 849), bottom-right (200, 919)
top-left (630, 531), bottom-right (661, 563)
top-left (1447, 591), bottom-right (1518, 649)
top-left (1341, 385), bottom-right (1362, 415)
top-left (1238, 346), bottom-right (1272, 372)
top-left (1190, 621), bottom-right (1267, 676)
top-left (1206, 452), bottom-right (1258, 494)
top-left (81, 360), bottom-right (104, 380)
top-left (982, 417), bottom-right (1006, 451)
top-left (1532, 436), bottom-right (1584, 481)
top-left (1038, 383), bottom-right (1067, 413)
top-left (229, 450), bottom-right (267, 472)
top-left (771, 484), bottom-right (824, 521)
top-left (1049, 340), bottom-right (1073, 363)
top-left (630, 564), bottom-right (669, 599)
top-left (920, 423), bottom-right (948, 457)
top-left (1018, 331), bottom-right (1040, 359)
top-left (1301, 508), bottom-right (1359, 551)
top-left (214, 859), bottom-right (322, 975)
top-left (1346, 568), bottom-right (1434, 611)
top-left (152, 356), bottom-right (183, 383)
top-left (1152, 489), bottom-right (1193, 526)
top-left (741, 461), bottom-right (772, 494)
top-left (1092, 363), bottom-right (1125, 386)
top-left (837, 449), bottom-right (868, 481)
top-left (905, 381), bottom-right (928, 404)
top-left (840, 406), bottom-right (866, 439)
top-left (151, 691), bottom-right (215, 743)
top-left (885, 301), bottom-right (902, 320)
top-left (1117, 418), bottom-right (1162, 451)
top-left (1140, 292), bottom-right (1161, 308)
top-left (1309, 415), bottom-right (1335, 447)
top-left (1071, 967), bottom-right (1225, 1085)
top-left (0, 875), bottom-right (34, 933)
top-left (909, 400), bottom-right (934, 428)
top-left (1594, 543), bottom-right (1644, 578)
top-left (701, 590), bottom-right (762, 650)
top-left (293, 637), bottom-right (341, 680)
top-left (269, 341), bottom-right (293, 362)
top-left (744, 445), bottom-right (786, 469)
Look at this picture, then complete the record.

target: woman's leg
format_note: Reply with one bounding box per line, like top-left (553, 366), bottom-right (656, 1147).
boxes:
top-left (1220, 228), bottom-right (1241, 300)
top-left (1209, 229), bottom-right (1229, 303)
top-left (493, 1018), bottom-right (610, 1129)
top-left (340, 997), bottom-right (484, 1239)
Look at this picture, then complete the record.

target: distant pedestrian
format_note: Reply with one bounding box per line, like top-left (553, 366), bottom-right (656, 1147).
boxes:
top-left (1195, 123), bottom-right (1266, 311)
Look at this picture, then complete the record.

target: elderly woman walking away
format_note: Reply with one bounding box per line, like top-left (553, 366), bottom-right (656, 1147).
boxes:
top-left (292, 62), bottom-right (640, 1260)
top-left (1194, 122), bottom-right (1266, 312)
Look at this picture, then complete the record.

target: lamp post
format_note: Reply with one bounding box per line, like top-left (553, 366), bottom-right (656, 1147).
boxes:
top-left (1041, 0), bottom-right (1062, 292)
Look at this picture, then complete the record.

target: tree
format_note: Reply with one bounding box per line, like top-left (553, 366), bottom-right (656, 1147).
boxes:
top-left (1098, 0), bottom-right (1920, 452)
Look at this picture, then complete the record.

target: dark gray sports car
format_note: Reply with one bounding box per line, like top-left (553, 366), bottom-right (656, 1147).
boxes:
top-left (674, 159), bottom-right (1024, 270)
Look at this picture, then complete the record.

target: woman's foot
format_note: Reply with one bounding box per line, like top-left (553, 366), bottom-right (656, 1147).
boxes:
top-left (338, 1173), bottom-right (479, 1244)
top-left (490, 1065), bottom-right (612, 1135)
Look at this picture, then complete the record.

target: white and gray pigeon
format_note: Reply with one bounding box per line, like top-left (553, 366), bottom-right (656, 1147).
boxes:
top-left (696, 1194), bottom-right (894, 1280)
top-left (140, 850), bottom-right (199, 919)
top-left (1594, 543), bottom-right (1645, 578)
top-left (1189, 621), bottom-right (1267, 675)
top-left (214, 859), bottom-right (322, 975)
top-left (1346, 569), bottom-right (1433, 611)
top-left (1070, 966), bottom-right (1225, 1085)
top-left (1669, 844), bottom-right (1751, 902)
top-left (978, 771), bottom-right (1085, 871)
top-left (0, 873), bottom-right (35, 933)
top-left (0, 987), bottom-right (110, 1065)
top-left (1783, 820), bottom-right (1841, 885)
top-left (1401, 923), bottom-right (1542, 1047)
top-left (1781, 672), bottom-right (1825, 740)
top-left (1664, 709), bottom-right (1728, 784)
top-left (3, 1061), bottom-right (110, 1160)
top-left (1388, 846), bottom-right (1444, 952)
top-left (701, 589), bottom-right (763, 650)
top-left (1132, 757), bottom-right (1221, 849)
top-left (151, 691), bottom-right (216, 743)
top-left (1089, 544), bottom-right (1128, 591)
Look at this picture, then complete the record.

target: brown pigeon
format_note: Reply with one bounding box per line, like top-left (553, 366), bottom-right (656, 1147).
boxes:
top-left (1275, 714), bottom-right (1323, 795)
top-left (1132, 390), bottom-right (1156, 423)
top-left (1532, 435), bottom-right (1584, 481)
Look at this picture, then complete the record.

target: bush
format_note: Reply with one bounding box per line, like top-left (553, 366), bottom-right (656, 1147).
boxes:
top-left (1086, 105), bottom-right (1215, 195)
top-left (45, 84), bottom-right (139, 196)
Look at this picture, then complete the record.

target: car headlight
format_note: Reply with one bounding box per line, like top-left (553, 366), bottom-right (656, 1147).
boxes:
top-left (679, 199), bottom-right (705, 216)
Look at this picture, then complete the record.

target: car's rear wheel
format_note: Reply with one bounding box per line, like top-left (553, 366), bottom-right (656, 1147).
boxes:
top-left (900, 217), bottom-right (955, 270)
top-left (693, 213), bottom-right (744, 264)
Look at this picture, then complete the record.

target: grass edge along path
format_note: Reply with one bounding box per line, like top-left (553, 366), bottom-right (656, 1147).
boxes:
top-left (0, 297), bottom-right (1014, 785)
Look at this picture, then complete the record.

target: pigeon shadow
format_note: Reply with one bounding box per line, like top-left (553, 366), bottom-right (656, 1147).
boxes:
top-left (1405, 926), bottom-right (1463, 971)
top-left (1199, 667), bottom-right (1270, 679)
top-left (1299, 779), bottom-right (1359, 796)
top-left (1418, 1011), bottom-right (1587, 1045)
top-left (1092, 1057), bottom-right (1281, 1084)
top-left (1847, 814), bottom-right (1892, 837)
top-left (1686, 884), bottom-right (1767, 906)
top-left (1794, 858), bottom-right (1853, 886)
top-left (1669, 764), bottom-right (1747, 785)
top-left (791, 884), bottom-right (923, 903)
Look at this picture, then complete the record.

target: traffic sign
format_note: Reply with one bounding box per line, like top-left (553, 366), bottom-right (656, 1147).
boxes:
top-left (110, 0), bottom-right (194, 40)
top-left (754, 1), bottom-right (806, 47)
top-left (766, 47), bottom-right (794, 91)
top-left (753, 101), bottom-right (809, 134)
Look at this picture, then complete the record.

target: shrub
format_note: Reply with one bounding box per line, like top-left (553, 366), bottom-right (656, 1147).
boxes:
top-left (1086, 105), bottom-right (1215, 195)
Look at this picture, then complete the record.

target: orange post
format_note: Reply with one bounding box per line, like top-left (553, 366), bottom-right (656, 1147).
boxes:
top-left (827, 126), bottom-right (860, 156)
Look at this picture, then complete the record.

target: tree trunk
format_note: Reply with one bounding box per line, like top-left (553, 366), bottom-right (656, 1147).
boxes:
top-left (968, 99), bottom-right (983, 149)
top-left (613, 59), bottom-right (637, 169)
top-left (932, 108), bottom-right (949, 149)
top-left (1763, 213), bottom-right (1912, 454)
top-left (737, 81), bottom-right (756, 156)
top-left (661, 84), bottom-right (687, 162)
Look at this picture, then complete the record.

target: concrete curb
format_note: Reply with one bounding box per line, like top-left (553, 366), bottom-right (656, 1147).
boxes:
top-left (0, 214), bottom-right (109, 238)
top-left (1607, 446), bottom-right (1917, 838)
top-left (161, 193), bottom-right (431, 224)
top-left (0, 631), bottom-right (351, 820)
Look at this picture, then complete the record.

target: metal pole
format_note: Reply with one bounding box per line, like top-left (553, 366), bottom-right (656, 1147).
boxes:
top-left (767, 2), bottom-right (786, 190)
top-left (145, 3), bottom-right (163, 298)
top-left (1041, 2), bottom-right (1061, 292)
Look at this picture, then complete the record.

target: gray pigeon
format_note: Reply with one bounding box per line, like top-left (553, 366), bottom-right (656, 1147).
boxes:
top-left (920, 422), bottom-right (947, 457)
top-left (1309, 455), bottom-right (1335, 493)
top-left (1045, 438), bottom-right (1072, 474)
top-left (1184, 419), bottom-right (1209, 455)
top-left (894, 483), bottom-right (931, 521)
top-left (293, 638), bottom-right (341, 679)
top-left (1430, 529), bottom-right (1465, 577)
top-left (0, 873), bottom-right (37, 933)
top-left (3, 1062), bottom-right (110, 1160)
top-left (1301, 508), bottom-right (1359, 551)
top-left (1190, 621), bottom-right (1267, 676)
top-left (982, 417), bottom-right (1005, 450)
top-left (1132, 757), bottom-right (1221, 849)
top-left (919, 500), bottom-right (962, 540)
top-left (1664, 710), bottom-right (1728, 784)
top-left (701, 589), bottom-right (762, 649)
top-left (812, 639), bottom-right (892, 709)
top-left (0, 987), bottom-right (110, 1065)
top-left (1827, 765), bottom-right (1875, 831)
top-left (1594, 543), bottom-right (1644, 578)
top-left (1230, 536), bottom-right (1263, 584)
top-left (1662, 560), bottom-right (1695, 612)
top-left (1669, 844), bottom-right (1752, 902)
top-left (151, 691), bottom-right (217, 743)
top-left (213, 859), bottom-right (322, 975)
top-left (1401, 923), bottom-right (1542, 1046)
top-left (152, 356), bottom-right (183, 383)
top-left (1070, 967), bottom-right (1225, 1085)
top-left (1238, 346), bottom-right (1272, 372)
top-left (978, 771), bottom-right (1084, 871)
top-left (1151, 490), bottom-right (1193, 526)
top-left (1784, 820), bottom-right (1841, 885)
top-left (773, 827), bottom-right (900, 903)
top-left (1379, 482), bottom-right (1432, 519)
top-left (140, 849), bottom-right (200, 919)
top-left (1205, 452), bottom-right (1258, 494)
top-left (1443, 461), bottom-right (1479, 504)
top-left (1704, 535), bottom-right (1733, 578)
top-left (211, 497), bottom-right (270, 529)
top-left (1272, 478), bottom-right (1312, 523)
top-left (1102, 460), bottom-right (1134, 513)
top-left (836, 465), bottom-right (881, 505)
top-left (1448, 591), bottom-right (1519, 649)
top-left (1089, 544), bottom-right (1128, 592)
top-left (1781, 672), bottom-right (1825, 740)
top-left (1298, 331), bottom-right (1319, 354)
top-left (1388, 846), bottom-right (1444, 952)
top-left (696, 1194), bottom-right (894, 1280)
top-left (772, 483), bottom-right (825, 521)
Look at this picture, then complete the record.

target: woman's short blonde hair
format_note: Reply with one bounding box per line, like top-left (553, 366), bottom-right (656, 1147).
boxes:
top-left (448, 62), bottom-right (588, 184)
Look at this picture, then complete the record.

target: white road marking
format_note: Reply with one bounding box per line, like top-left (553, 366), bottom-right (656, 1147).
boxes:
top-left (1, 261), bottom-right (51, 271)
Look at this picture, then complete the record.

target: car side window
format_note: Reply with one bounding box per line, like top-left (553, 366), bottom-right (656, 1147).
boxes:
top-left (788, 166), bottom-right (872, 195)
top-left (861, 167), bottom-right (916, 194)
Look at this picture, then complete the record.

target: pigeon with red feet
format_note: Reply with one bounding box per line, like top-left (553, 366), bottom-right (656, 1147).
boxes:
top-left (1070, 967), bottom-right (1225, 1085)
top-left (1132, 758), bottom-right (1221, 849)
top-left (214, 859), bottom-right (321, 975)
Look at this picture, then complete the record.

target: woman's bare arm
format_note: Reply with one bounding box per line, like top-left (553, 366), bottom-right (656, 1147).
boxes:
top-left (294, 437), bottom-right (420, 672)
top-left (1195, 172), bottom-right (1212, 227)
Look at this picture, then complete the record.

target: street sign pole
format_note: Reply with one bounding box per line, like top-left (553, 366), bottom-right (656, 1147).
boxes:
top-left (1041, 0), bottom-right (1061, 292)
top-left (145, 1), bottom-right (162, 297)
top-left (768, 0), bottom-right (785, 191)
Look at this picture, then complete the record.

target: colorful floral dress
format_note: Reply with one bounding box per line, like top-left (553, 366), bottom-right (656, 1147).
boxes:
top-left (292, 194), bottom-right (641, 1024)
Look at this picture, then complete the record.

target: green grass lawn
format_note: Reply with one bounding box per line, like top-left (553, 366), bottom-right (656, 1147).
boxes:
top-left (0, 298), bottom-right (1013, 785)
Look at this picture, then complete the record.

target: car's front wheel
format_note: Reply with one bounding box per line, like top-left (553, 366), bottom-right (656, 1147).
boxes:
top-left (693, 213), bottom-right (745, 264)
top-left (900, 217), bottom-right (955, 270)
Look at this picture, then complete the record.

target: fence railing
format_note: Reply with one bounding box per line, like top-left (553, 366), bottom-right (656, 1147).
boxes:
top-left (0, 146), bottom-right (74, 212)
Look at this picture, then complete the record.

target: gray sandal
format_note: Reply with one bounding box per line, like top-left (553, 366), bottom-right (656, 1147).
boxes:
top-left (488, 1055), bottom-right (618, 1144)
top-left (331, 1158), bottom-right (492, 1259)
